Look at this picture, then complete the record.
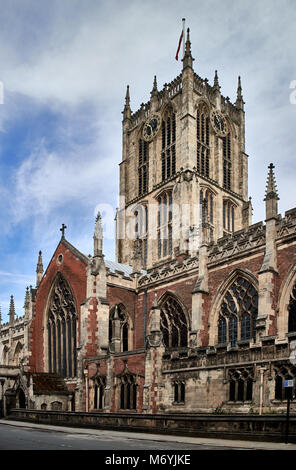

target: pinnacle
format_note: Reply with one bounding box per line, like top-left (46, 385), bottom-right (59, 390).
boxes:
top-left (264, 163), bottom-right (279, 200)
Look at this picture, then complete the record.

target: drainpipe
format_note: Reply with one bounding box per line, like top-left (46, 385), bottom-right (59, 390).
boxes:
top-left (259, 367), bottom-right (266, 415)
top-left (84, 367), bottom-right (89, 413)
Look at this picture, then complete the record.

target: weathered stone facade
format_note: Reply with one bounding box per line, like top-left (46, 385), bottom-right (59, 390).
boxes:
top-left (1, 30), bottom-right (296, 418)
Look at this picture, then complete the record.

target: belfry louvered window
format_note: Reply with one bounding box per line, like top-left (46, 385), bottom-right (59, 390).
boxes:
top-left (223, 133), bottom-right (231, 190)
top-left (217, 277), bottom-right (258, 346)
top-left (47, 274), bottom-right (77, 378)
top-left (161, 112), bottom-right (176, 181)
top-left (157, 191), bottom-right (173, 259)
top-left (197, 106), bottom-right (210, 178)
top-left (288, 283), bottom-right (296, 332)
top-left (138, 139), bottom-right (148, 195)
top-left (160, 296), bottom-right (188, 348)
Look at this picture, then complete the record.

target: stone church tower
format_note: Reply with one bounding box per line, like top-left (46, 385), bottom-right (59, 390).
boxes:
top-left (116, 29), bottom-right (251, 269)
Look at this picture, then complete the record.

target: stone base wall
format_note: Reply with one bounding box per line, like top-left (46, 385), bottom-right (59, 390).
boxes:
top-left (6, 409), bottom-right (296, 443)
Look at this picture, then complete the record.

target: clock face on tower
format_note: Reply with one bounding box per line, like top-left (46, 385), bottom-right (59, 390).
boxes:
top-left (210, 110), bottom-right (228, 137)
top-left (142, 113), bottom-right (161, 142)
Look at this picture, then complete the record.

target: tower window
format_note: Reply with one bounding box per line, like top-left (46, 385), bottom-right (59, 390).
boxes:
top-left (161, 112), bottom-right (176, 181)
top-left (134, 205), bottom-right (148, 267)
top-left (157, 191), bottom-right (173, 259)
top-left (138, 139), bottom-right (148, 195)
top-left (197, 106), bottom-right (210, 178)
top-left (223, 200), bottom-right (235, 234)
top-left (200, 188), bottom-right (214, 241)
top-left (223, 133), bottom-right (232, 190)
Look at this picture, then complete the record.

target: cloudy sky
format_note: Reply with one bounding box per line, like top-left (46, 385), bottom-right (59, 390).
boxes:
top-left (0, 0), bottom-right (295, 322)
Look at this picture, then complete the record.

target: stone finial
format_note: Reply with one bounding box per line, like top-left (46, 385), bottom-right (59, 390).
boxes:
top-left (122, 85), bottom-right (131, 121)
top-left (264, 163), bottom-right (279, 219)
top-left (94, 212), bottom-right (103, 257)
top-left (182, 28), bottom-right (194, 70)
top-left (36, 250), bottom-right (44, 287)
top-left (235, 75), bottom-right (245, 110)
top-left (9, 295), bottom-right (16, 324)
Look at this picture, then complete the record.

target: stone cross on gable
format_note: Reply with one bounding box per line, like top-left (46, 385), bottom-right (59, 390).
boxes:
top-left (60, 224), bottom-right (67, 238)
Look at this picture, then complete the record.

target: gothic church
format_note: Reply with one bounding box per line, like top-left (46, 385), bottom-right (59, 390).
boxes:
top-left (1, 29), bottom-right (296, 415)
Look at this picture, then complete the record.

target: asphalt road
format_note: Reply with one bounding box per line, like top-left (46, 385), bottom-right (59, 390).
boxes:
top-left (0, 422), bottom-right (245, 451)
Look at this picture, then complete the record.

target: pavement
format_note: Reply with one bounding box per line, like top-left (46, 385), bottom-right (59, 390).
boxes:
top-left (0, 418), bottom-right (296, 450)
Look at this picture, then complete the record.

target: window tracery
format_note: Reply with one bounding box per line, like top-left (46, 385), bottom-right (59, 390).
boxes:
top-left (217, 277), bottom-right (258, 347)
top-left (196, 104), bottom-right (210, 178)
top-left (160, 296), bottom-right (188, 348)
top-left (47, 274), bottom-right (77, 378)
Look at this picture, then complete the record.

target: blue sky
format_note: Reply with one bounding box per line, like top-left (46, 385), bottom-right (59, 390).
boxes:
top-left (0, 0), bottom-right (295, 321)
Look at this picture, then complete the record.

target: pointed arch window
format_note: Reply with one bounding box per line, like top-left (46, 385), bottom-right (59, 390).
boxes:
top-left (134, 205), bottom-right (148, 268)
top-left (93, 375), bottom-right (106, 410)
top-left (161, 111), bottom-right (176, 181)
top-left (138, 139), bottom-right (148, 195)
top-left (223, 199), bottom-right (235, 234)
top-left (120, 374), bottom-right (137, 410)
top-left (47, 274), bottom-right (77, 378)
top-left (197, 105), bottom-right (210, 178)
top-left (217, 277), bottom-right (258, 347)
top-left (223, 133), bottom-right (232, 190)
top-left (160, 296), bottom-right (188, 348)
top-left (157, 191), bottom-right (173, 259)
top-left (200, 187), bottom-right (214, 241)
top-left (288, 283), bottom-right (296, 332)
top-left (109, 304), bottom-right (131, 352)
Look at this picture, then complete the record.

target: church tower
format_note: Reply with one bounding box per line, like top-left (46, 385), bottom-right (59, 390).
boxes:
top-left (116, 28), bottom-right (250, 270)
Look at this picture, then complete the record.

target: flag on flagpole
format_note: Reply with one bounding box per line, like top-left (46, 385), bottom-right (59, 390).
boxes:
top-left (175, 30), bottom-right (183, 61)
top-left (175, 18), bottom-right (186, 61)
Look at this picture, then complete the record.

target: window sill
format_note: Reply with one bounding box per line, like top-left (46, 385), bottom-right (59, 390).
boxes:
top-left (172, 402), bottom-right (185, 406)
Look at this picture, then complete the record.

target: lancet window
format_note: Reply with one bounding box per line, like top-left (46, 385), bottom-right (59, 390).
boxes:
top-left (161, 111), bottom-right (176, 181)
top-left (200, 187), bottom-right (214, 241)
top-left (134, 205), bottom-right (148, 267)
top-left (197, 105), bottom-right (210, 178)
top-left (93, 375), bottom-right (106, 410)
top-left (138, 139), bottom-right (149, 195)
top-left (223, 200), bottom-right (235, 234)
top-left (160, 296), bottom-right (188, 348)
top-left (217, 277), bottom-right (258, 347)
top-left (223, 133), bottom-right (232, 190)
top-left (47, 274), bottom-right (77, 378)
top-left (157, 191), bottom-right (173, 259)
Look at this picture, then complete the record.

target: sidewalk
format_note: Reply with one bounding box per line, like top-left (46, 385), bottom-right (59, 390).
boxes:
top-left (1, 418), bottom-right (296, 450)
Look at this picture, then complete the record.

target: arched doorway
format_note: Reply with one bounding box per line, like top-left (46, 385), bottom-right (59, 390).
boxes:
top-left (18, 389), bottom-right (26, 409)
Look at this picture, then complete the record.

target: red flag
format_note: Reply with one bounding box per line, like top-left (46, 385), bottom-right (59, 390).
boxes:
top-left (175, 30), bottom-right (183, 61)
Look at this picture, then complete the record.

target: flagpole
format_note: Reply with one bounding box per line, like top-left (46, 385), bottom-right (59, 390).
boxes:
top-left (182, 18), bottom-right (185, 59)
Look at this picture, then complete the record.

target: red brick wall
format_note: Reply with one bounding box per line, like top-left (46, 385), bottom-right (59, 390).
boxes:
top-left (28, 240), bottom-right (87, 372)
